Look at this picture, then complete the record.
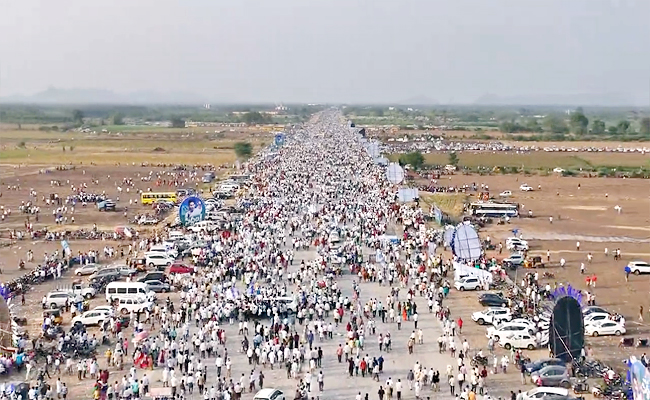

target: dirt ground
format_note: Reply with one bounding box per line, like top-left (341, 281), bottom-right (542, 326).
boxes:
top-left (0, 153), bottom-right (648, 395)
top-left (429, 173), bottom-right (650, 369)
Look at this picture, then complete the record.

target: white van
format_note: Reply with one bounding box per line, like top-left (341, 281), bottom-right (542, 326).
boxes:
top-left (116, 297), bottom-right (153, 315)
top-left (106, 282), bottom-right (155, 303)
top-left (168, 231), bottom-right (185, 241)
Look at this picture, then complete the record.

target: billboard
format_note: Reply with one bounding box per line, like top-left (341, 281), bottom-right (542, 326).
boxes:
top-left (178, 196), bottom-right (206, 226)
top-left (629, 357), bottom-right (650, 400)
top-left (274, 133), bottom-right (286, 147)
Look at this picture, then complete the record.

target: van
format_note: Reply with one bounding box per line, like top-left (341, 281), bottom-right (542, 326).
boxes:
top-left (106, 282), bottom-right (155, 303)
top-left (168, 231), bottom-right (185, 241)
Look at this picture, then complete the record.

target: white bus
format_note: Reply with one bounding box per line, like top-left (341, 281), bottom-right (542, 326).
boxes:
top-left (468, 202), bottom-right (519, 218)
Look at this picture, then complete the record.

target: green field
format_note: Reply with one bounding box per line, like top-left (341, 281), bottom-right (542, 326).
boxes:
top-left (419, 152), bottom-right (650, 170)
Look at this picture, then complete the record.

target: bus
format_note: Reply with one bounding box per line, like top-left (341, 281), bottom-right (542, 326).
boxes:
top-left (468, 202), bottom-right (519, 218)
top-left (141, 192), bottom-right (178, 205)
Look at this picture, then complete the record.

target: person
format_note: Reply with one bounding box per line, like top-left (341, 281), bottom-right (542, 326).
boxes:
top-left (378, 386), bottom-right (385, 400)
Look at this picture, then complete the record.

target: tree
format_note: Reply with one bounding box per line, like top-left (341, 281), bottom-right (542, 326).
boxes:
top-left (640, 117), bottom-right (650, 136)
top-left (448, 151), bottom-right (459, 167)
top-left (569, 109), bottom-right (589, 135)
top-left (234, 142), bottom-right (253, 159)
top-left (525, 119), bottom-right (543, 133)
top-left (170, 116), bottom-right (185, 128)
top-left (112, 113), bottom-right (124, 125)
top-left (241, 111), bottom-right (268, 125)
top-left (543, 115), bottom-right (569, 134)
top-left (617, 120), bottom-right (631, 134)
top-left (72, 109), bottom-right (84, 124)
top-left (399, 151), bottom-right (425, 170)
top-left (591, 119), bottom-right (606, 135)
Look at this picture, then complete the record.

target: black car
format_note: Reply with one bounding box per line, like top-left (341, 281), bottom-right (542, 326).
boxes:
top-left (89, 271), bottom-right (120, 284)
top-left (525, 358), bottom-right (565, 375)
top-left (138, 272), bottom-right (167, 283)
top-left (479, 293), bottom-right (508, 307)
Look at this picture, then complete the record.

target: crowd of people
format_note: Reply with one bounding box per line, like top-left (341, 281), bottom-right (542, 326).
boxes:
top-left (5, 113), bottom-right (520, 400)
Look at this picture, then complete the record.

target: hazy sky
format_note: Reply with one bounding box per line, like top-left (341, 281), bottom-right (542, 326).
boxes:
top-left (0, 0), bottom-right (648, 104)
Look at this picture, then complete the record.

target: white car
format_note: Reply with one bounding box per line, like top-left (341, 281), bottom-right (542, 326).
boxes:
top-left (506, 238), bottom-right (529, 251)
top-left (471, 308), bottom-right (512, 325)
top-left (74, 264), bottom-right (100, 276)
top-left (116, 297), bottom-right (153, 315)
top-left (454, 276), bottom-right (482, 291)
top-left (92, 306), bottom-right (114, 314)
top-left (585, 320), bottom-right (626, 337)
top-left (520, 184), bottom-right (534, 191)
top-left (254, 389), bottom-right (285, 400)
top-left (521, 387), bottom-right (569, 400)
top-left (145, 253), bottom-right (174, 268)
top-left (584, 312), bottom-right (611, 327)
top-left (499, 332), bottom-right (537, 350)
top-left (499, 190), bottom-right (512, 197)
top-left (627, 261), bottom-right (650, 275)
top-left (487, 321), bottom-right (536, 341)
top-left (72, 309), bottom-right (110, 326)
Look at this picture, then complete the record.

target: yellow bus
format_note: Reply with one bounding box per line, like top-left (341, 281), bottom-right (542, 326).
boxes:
top-left (141, 192), bottom-right (178, 205)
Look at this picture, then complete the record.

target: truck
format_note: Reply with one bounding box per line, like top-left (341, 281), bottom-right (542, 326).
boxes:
top-left (55, 281), bottom-right (97, 300)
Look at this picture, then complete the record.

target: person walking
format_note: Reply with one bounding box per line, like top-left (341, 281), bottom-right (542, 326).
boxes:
top-left (449, 375), bottom-right (455, 396)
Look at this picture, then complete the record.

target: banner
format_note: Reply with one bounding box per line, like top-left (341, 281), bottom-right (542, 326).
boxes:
top-left (629, 357), bottom-right (650, 400)
top-left (178, 196), bottom-right (206, 226)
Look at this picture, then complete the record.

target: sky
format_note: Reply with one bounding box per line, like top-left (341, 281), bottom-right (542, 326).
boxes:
top-left (0, 0), bottom-right (648, 105)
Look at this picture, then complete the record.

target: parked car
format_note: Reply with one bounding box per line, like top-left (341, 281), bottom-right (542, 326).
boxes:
top-left (499, 333), bottom-right (537, 350)
top-left (116, 298), bottom-right (153, 315)
top-left (487, 321), bottom-right (536, 341)
top-left (585, 320), bottom-right (626, 337)
top-left (583, 306), bottom-right (609, 316)
top-left (169, 263), bottom-right (194, 274)
top-left (254, 389), bottom-right (285, 400)
top-left (521, 387), bottom-right (569, 400)
top-left (503, 253), bottom-right (526, 267)
top-left (520, 184), bottom-right (534, 192)
top-left (499, 190), bottom-right (512, 197)
top-left (72, 309), bottom-right (110, 326)
top-left (471, 308), bottom-right (512, 326)
top-left (479, 293), bottom-right (508, 308)
top-left (55, 282), bottom-right (97, 300)
top-left (138, 272), bottom-right (167, 283)
top-left (584, 312), bottom-right (611, 327)
top-left (146, 254), bottom-right (174, 269)
top-left (45, 292), bottom-right (76, 309)
top-left (92, 265), bottom-right (137, 278)
top-left (89, 269), bottom-right (121, 283)
top-left (525, 358), bottom-right (566, 375)
top-left (74, 263), bottom-right (100, 276)
top-left (144, 280), bottom-right (171, 293)
top-left (97, 200), bottom-right (116, 211)
top-left (627, 261), bottom-right (650, 275)
top-left (506, 238), bottom-right (529, 251)
top-left (530, 365), bottom-right (570, 388)
top-left (454, 276), bottom-right (482, 291)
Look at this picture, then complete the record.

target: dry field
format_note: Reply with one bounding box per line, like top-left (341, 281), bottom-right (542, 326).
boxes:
top-left (425, 172), bottom-right (650, 368)
top-left (0, 126), bottom-right (272, 167)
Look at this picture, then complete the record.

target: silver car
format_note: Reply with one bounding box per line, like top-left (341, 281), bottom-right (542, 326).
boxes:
top-left (531, 365), bottom-right (570, 388)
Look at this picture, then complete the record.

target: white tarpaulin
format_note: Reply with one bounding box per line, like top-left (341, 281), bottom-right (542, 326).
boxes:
top-left (398, 188), bottom-right (419, 203)
top-left (453, 261), bottom-right (493, 284)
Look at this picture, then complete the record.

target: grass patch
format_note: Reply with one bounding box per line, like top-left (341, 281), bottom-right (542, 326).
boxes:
top-left (419, 152), bottom-right (649, 170)
top-left (419, 192), bottom-right (467, 218)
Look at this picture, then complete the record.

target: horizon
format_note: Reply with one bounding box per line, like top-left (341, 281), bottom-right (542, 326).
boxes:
top-left (0, 1), bottom-right (648, 106)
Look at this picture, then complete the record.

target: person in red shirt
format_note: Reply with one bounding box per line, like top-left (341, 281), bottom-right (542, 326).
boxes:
top-left (457, 317), bottom-right (463, 334)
